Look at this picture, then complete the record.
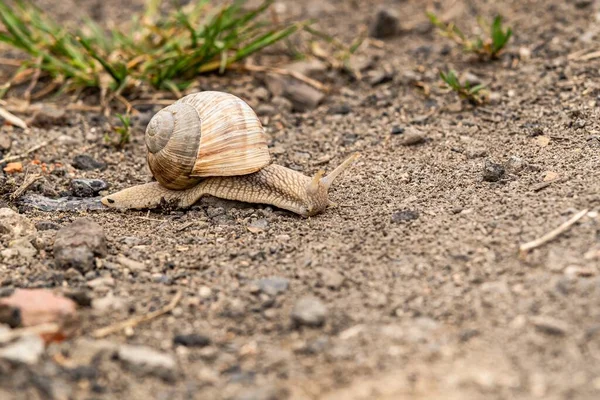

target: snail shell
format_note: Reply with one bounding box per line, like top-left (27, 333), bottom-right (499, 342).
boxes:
top-left (145, 91), bottom-right (271, 190)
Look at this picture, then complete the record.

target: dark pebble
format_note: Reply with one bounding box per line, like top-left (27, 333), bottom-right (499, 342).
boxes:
top-left (71, 155), bottom-right (106, 171)
top-left (391, 126), bottom-right (405, 135)
top-left (369, 7), bottom-right (399, 39)
top-left (329, 104), bottom-right (352, 115)
top-left (482, 160), bottom-right (505, 182)
top-left (65, 290), bottom-right (92, 307)
top-left (70, 179), bottom-right (109, 198)
top-left (35, 221), bottom-right (61, 231)
top-left (173, 333), bottom-right (211, 347)
top-left (53, 218), bottom-right (108, 273)
top-left (391, 209), bottom-right (419, 223)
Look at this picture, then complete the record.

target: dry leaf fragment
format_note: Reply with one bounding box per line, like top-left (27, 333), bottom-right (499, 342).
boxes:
top-left (0, 106), bottom-right (28, 129)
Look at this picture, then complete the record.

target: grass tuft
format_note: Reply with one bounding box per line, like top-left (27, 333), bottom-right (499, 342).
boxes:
top-left (440, 69), bottom-right (487, 104)
top-left (427, 13), bottom-right (512, 59)
top-left (0, 0), bottom-right (306, 98)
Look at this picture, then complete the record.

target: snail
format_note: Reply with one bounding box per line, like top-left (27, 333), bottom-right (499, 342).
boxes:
top-left (100, 91), bottom-right (359, 217)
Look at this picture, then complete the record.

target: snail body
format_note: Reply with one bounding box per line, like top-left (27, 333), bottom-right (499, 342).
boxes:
top-left (101, 91), bottom-right (358, 217)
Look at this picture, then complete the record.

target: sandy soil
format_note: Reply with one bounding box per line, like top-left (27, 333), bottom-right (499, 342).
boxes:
top-left (1, 0), bottom-right (600, 399)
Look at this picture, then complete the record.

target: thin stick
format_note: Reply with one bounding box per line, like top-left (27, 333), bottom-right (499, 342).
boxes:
top-left (0, 106), bottom-right (28, 129)
top-left (23, 56), bottom-right (43, 103)
top-left (233, 64), bottom-right (326, 91)
top-left (0, 135), bottom-right (60, 164)
top-left (10, 174), bottom-right (42, 200)
top-left (519, 209), bottom-right (589, 254)
top-left (0, 323), bottom-right (60, 343)
top-left (92, 290), bottom-right (182, 338)
top-left (571, 49), bottom-right (600, 61)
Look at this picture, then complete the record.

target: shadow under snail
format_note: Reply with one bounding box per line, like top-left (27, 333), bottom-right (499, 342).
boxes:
top-left (100, 91), bottom-right (359, 217)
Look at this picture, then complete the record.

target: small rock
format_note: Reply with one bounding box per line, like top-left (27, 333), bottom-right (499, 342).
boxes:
top-left (271, 96), bottom-right (293, 113)
top-left (35, 221), bottom-right (61, 231)
top-left (256, 104), bottom-right (277, 117)
top-left (0, 135), bottom-right (11, 151)
top-left (71, 154), bottom-right (106, 171)
top-left (505, 156), bottom-right (526, 174)
top-left (116, 255), bottom-right (146, 271)
top-left (0, 334), bottom-right (44, 365)
top-left (252, 277), bottom-right (289, 296)
top-left (1, 237), bottom-right (37, 260)
top-left (291, 296), bottom-right (327, 328)
top-left (70, 179), bottom-right (109, 198)
top-left (266, 75), bottom-right (324, 112)
top-left (232, 385), bottom-right (289, 400)
top-left (3, 162), bottom-right (22, 174)
top-left (53, 218), bottom-right (108, 273)
top-left (519, 47), bottom-right (531, 61)
top-left (117, 344), bottom-right (176, 379)
top-left (543, 171), bottom-right (559, 182)
top-left (391, 209), bottom-right (419, 223)
top-left (92, 294), bottom-right (126, 312)
top-left (369, 7), bottom-right (399, 38)
top-left (400, 128), bottom-right (425, 146)
top-left (482, 160), bottom-right (505, 182)
top-left (0, 288), bottom-right (77, 328)
top-left (319, 269), bottom-right (344, 289)
top-left (28, 106), bottom-right (68, 128)
top-left (329, 104), bottom-right (352, 115)
top-left (198, 286), bottom-right (212, 299)
top-left (254, 87), bottom-right (270, 101)
top-left (65, 291), bottom-right (92, 307)
top-left (466, 147), bottom-right (487, 159)
top-left (285, 59), bottom-right (328, 80)
top-left (531, 316), bottom-right (569, 336)
top-left (460, 72), bottom-right (483, 86)
top-left (391, 126), bottom-right (405, 135)
top-left (247, 219), bottom-right (269, 233)
top-left (0, 208), bottom-right (35, 239)
top-left (173, 333), bottom-right (211, 348)
top-left (367, 69), bottom-right (394, 86)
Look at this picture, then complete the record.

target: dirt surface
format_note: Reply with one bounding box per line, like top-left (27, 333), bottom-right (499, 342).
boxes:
top-left (1, 0), bottom-right (600, 399)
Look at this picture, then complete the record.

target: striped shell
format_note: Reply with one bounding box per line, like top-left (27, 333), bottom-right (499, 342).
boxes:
top-left (145, 91), bottom-right (271, 190)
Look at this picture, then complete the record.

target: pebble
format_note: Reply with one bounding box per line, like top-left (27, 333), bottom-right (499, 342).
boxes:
top-left (92, 294), bottom-right (127, 312)
top-left (251, 277), bottom-right (290, 296)
top-left (247, 218), bottom-right (269, 233)
top-left (0, 135), bottom-right (11, 151)
top-left (531, 316), bottom-right (569, 336)
top-left (71, 154), bottom-right (106, 171)
top-left (285, 59), bottom-right (328, 80)
top-left (254, 86), bottom-right (270, 101)
top-left (256, 104), bottom-right (277, 117)
top-left (271, 96), bottom-right (293, 113)
top-left (173, 333), bottom-right (211, 348)
top-left (318, 269), bottom-right (345, 289)
top-left (482, 160), bottom-right (505, 182)
top-left (70, 179), bottom-right (109, 198)
top-left (53, 218), bottom-right (108, 272)
top-left (117, 344), bottom-right (177, 379)
top-left (329, 104), bottom-right (352, 115)
top-left (265, 74), bottom-right (324, 112)
top-left (367, 69), bottom-right (394, 86)
top-left (1, 237), bottom-right (37, 260)
top-left (116, 254), bottom-right (146, 271)
top-left (3, 162), bottom-right (22, 173)
top-left (291, 296), bottom-right (327, 328)
top-left (400, 128), bottom-right (425, 146)
top-left (391, 209), bottom-right (419, 223)
top-left (35, 221), bottom-right (61, 231)
top-left (198, 286), bottom-right (212, 299)
top-left (504, 156), bottom-right (527, 174)
top-left (0, 288), bottom-right (77, 327)
top-left (0, 334), bottom-right (44, 365)
top-left (28, 105), bottom-right (68, 128)
top-left (369, 7), bottom-right (399, 38)
top-left (391, 126), bottom-right (405, 135)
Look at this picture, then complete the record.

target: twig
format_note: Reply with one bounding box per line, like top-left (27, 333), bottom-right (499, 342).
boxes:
top-left (0, 106), bottom-right (28, 129)
top-left (234, 64), bottom-right (326, 91)
top-left (569, 49), bottom-right (600, 61)
top-left (92, 290), bottom-right (182, 338)
top-left (175, 221), bottom-right (196, 232)
top-left (23, 56), bottom-right (43, 103)
top-left (0, 135), bottom-right (60, 164)
top-left (519, 209), bottom-right (589, 255)
top-left (10, 174), bottom-right (42, 200)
